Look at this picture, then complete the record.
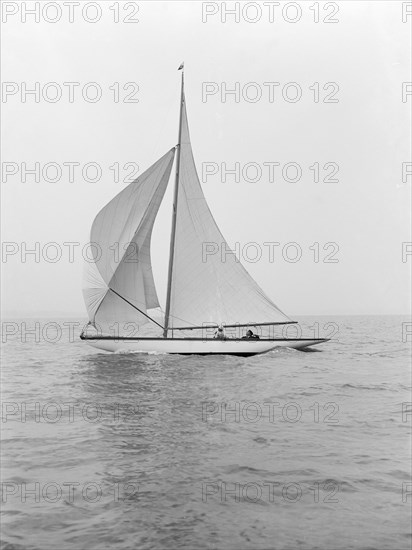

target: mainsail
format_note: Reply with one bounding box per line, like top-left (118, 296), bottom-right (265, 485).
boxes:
top-left (165, 91), bottom-right (292, 330)
top-left (83, 148), bottom-right (175, 334)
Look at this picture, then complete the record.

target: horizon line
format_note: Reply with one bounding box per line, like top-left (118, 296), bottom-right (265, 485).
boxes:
top-left (1, 312), bottom-right (411, 319)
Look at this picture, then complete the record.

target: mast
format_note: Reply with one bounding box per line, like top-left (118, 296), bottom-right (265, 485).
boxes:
top-left (163, 66), bottom-right (184, 338)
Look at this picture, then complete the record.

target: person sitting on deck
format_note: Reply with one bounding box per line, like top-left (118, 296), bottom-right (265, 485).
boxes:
top-left (214, 325), bottom-right (226, 339)
top-left (242, 329), bottom-right (260, 339)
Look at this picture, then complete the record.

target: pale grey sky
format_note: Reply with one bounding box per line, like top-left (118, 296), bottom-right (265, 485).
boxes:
top-left (1, 0), bottom-right (411, 316)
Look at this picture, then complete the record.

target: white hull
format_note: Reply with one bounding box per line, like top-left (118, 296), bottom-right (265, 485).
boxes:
top-left (81, 337), bottom-right (329, 356)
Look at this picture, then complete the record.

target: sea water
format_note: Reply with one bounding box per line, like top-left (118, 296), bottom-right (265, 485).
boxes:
top-left (1, 315), bottom-right (411, 550)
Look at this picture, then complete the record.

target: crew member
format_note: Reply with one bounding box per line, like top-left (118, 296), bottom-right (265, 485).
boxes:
top-left (242, 329), bottom-right (260, 339)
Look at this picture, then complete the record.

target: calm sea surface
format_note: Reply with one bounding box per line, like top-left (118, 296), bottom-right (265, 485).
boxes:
top-left (1, 315), bottom-right (411, 550)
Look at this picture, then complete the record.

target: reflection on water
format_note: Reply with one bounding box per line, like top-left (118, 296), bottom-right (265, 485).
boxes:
top-left (1, 316), bottom-right (411, 550)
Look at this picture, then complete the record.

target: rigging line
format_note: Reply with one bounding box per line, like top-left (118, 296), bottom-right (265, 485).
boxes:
top-left (109, 288), bottom-right (164, 330)
top-left (157, 305), bottom-right (209, 330)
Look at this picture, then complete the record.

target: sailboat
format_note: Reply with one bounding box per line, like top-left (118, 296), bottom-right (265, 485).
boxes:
top-left (80, 66), bottom-right (329, 356)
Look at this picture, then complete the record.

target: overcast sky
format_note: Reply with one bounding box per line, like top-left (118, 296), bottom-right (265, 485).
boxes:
top-left (1, 0), bottom-right (411, 317)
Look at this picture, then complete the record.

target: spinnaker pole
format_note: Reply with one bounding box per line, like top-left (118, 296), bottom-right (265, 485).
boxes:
top-left (163, 65), bottom-right (184, 338)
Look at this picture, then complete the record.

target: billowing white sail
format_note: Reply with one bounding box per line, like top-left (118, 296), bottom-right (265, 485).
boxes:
top-left (83, 148), bottom-right (175, 334)
top-left (167, 96), bottom-right (292, 329)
